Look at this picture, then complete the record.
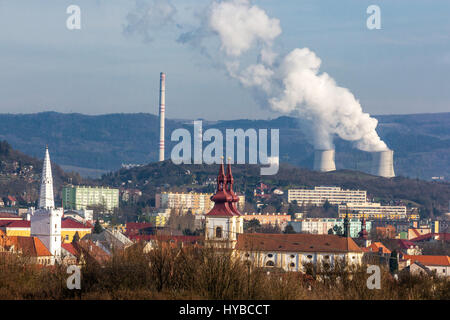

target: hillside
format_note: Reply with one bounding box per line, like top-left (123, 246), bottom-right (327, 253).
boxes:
top-left (0, 141), bottom-right (84, 206)
top-left (0, 112), bottom-right (449, 180)
top-left (99, 160), bottom-right (450, 218)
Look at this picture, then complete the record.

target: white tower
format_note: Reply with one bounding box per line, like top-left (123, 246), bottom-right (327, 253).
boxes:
top-left (30, 146), bottom-right (63, 264)
top-left (38, 145), bottom-right (54, 209)
top-left (158, 72), bottom-right (166, 161)
top-left (313, 149), bottom-right (336, 172)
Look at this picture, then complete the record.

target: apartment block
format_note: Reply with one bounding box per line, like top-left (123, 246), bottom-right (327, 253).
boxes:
top-left (288, 186), bottom-right (367, 206)
top-left (338, 202), bottom-right (408, 220)
top-left (62, 185), bottom-right (119, 212)
top-left (155, 192), bottom-right (245, 215)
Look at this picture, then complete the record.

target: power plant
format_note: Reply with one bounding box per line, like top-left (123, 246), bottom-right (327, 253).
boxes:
top-left (371, 149), bottom-right (395, 178)
top-left (159, 72), bottom-right (166, 162)
top-left (313, 149), bottom-right (336, 172)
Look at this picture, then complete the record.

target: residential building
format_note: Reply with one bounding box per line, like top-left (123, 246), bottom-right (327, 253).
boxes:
top-left (236, 233), bottom-right (364, 272)
top-left (0, 212), bottom-right (22, 221)
top-left (60, 218), bottom-right (92, 243)
top-left (1, 235), bottom-right (53, 265)
top-left (147, 211), bottom-right (169, 227)
top-left (156, 191), bottom-right (245, 215)
top-left (61, 239), bottom-right (110, 266)
top-left (288, 186), bottom-right (367, 206)
top-left (338, 202), bottom-right (409, 220)
top-left (82, 228), bottom-right (133, 253)
top-left (0, 218), bottom-right (92, 243)
top-left (242, 212), bottom-right (291, 228)
top-left (62, 185), bottom-right (119, 212)
top-left (408, 227), bottom-right (432, 240)
top-left (376, 225), bottom-right (397, 239)
top-left (402, 255), bottom-right (450, 277)
top-left (120, 188), bottom-right (142, 203)
top-left (289, 218), bottom-right (372, 238)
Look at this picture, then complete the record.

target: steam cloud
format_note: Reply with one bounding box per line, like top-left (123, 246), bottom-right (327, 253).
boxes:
top-left (124, 0), bottom-right (388, 152)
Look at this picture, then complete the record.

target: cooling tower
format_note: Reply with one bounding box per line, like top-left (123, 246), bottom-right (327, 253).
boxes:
top-left (313, 149), bottom-right (336, 172)
top-left (371, 149), bottom-right (395, 178)
top-left (159, 72), bottom-right (165, 161)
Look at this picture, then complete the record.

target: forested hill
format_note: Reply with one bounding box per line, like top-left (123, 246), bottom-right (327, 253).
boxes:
top-left (99, 160), bottom-right (450, 218)
top-left (0, 141), bottom-right (83, 205)
top-left (0, 111), bottom-right (449, 180)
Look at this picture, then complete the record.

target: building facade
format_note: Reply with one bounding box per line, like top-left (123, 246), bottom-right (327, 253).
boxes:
top-left (156, 191), bottom-right (245, 215)
top-left (62, 185), bottom-right (119, 212)
top-left (289, 218), bottom-right (372, 238)
top-left (288, 186), bottom-right (367, 206)
top-left (242, 213), bottom-right (291, 228)
top-left (338, 202), bottom-right (408, 220)
top-left (235, 233), bottom-right (364, 272)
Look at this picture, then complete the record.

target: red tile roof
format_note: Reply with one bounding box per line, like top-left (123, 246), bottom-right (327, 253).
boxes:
top-left (236, 234), bottom-right (363, 253)
top-left (8, 236), bottom-right (52, 257)
top-left (1, 220), bottom-right (30, 228)
top-left (0, 212), bottom-right (21, 220)
top-left (410, 233), bottom-right (450, 242)
top-left (403, 255), bottom-right (450, 267)
top-left (61, 218), bottom-right (91, 229)
top-left (61, 243), bottom-right (78, 256)
top-left (396, 239), bottom-right (417, 249)
top-left (369, 242), bottom-right (391, 254)
top-left (130, 235), bottom-right (201, 243)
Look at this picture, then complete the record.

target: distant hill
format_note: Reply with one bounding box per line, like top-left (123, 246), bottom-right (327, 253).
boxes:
top-left (99, 160), bottom-right (450, 218)
top-left (0, 111), bottom-right (449, 180)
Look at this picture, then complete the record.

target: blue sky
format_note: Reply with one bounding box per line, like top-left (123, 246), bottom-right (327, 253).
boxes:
top-left (0, 0), bottom-right (449, 120)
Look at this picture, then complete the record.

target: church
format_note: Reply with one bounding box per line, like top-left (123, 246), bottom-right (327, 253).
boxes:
top-left (204, 159), bottom-right (243, 249)
top-left (28, 146), bottom-right (63, 264)
top-left (205, 160), bottom-right (365, 272)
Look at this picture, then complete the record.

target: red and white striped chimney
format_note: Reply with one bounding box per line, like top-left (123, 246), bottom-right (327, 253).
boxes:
top-left (159, 72), bottom-right (165, 162)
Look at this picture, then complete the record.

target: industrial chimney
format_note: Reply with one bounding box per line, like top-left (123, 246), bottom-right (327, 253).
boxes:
top-left (313, 149), bottom-right (336, 172)
top-left (371, 149), bottom-right (395, 178)
top-left (159, 72), bottom-right (165, 162)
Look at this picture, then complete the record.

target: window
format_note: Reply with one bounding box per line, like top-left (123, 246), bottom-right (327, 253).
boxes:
top-left (215, 227), bottom-right (222, 238)
top-left (307, 255), bottom-right (313, 259)
top-left (290, 254), bottom-right (295, 259)
top-left (266, 260), bottom-right (275, 267)
top-left (290, 263), bottom-right (295, 268)
top-left (324, 255), bottom-right (330, 260)
top-left (65, 235), bottom-right (69, 241)
top-left (268, 253), bottom-right (273, 258)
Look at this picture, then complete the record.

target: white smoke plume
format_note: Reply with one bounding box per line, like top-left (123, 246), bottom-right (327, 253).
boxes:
top-left (123, 0), bottom-right (177, 42)
top-left (125, 0), bottom-right (388, 152)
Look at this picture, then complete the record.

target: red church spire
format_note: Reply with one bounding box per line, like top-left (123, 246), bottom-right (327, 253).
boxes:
top-left (207, 158), bottom-right (234, 217)
top-left (358, 217), bottom-right (368, 240)
top-left (226, 158), bottom-right (241, 216)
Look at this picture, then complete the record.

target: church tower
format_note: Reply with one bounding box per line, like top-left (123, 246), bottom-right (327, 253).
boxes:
top-left (205, 159), bottom-right (243, 249)
top-left (30, 146), bottom-right (63, 264)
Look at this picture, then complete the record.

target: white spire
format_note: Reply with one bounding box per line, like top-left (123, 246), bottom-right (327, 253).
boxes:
top-left (38, 145), bottom-right (54, 209)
